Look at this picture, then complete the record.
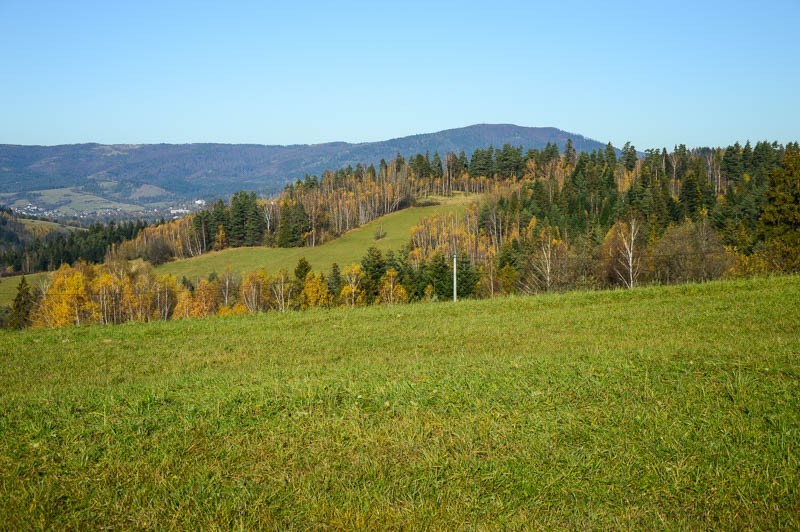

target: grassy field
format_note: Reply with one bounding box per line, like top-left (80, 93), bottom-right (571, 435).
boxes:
top-left (18, 218), bottom-right (83, 237)
top-left (0, 195), bottom-right (469, 307)
top-left (156, 194), bottom-right (471, 281)
top-left (0, 276), bottom-right (798, 528)
top-left (0, 272), bottom-right (50, 306)
top-left (7, 187), bottom-right (144, 215)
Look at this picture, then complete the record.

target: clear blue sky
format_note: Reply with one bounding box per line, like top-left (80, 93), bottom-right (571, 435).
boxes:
top-left (1, 0), bottom-right (798, 150)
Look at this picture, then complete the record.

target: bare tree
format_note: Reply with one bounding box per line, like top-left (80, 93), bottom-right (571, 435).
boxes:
top-left (614, 216), bottom-right (641, 289)
top-left (260, 200), bottom-right (278, 235)
top-left (269, 269), bottom-right (293, 313)
top-left (219, 268), bottom-right (241, 307)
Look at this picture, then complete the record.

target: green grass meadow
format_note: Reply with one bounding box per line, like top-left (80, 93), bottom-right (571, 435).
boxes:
top-left (18, 218), bottom-right (83, 235)
top-left (156, 195), bottom-right (470, 281)
top-left (1, 276), bottom-right (798, 527)
top-left (0, 195), bottom-right (472, 306)
top-left (0, 272), bottom-right (49, 307)
top-left (0, 196), bottom-right (466, 307)
top-left (16, 187), bottom-right (145, 215)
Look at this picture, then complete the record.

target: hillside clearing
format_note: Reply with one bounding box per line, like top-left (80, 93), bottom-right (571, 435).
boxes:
top-left (0, 276), bottom-right (798, 528)
top-left (156, 194), bottom-right (471, 280)
top-left (18, 218), bottom-right (83, 236)
top-left (10, 187), bottom-right (146, 214)
top-left (0, 272), bottom-right (50, 307)
top-left (0, 195), bottom-right (470, 307)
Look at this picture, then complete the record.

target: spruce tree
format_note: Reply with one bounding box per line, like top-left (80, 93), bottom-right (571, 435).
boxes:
top-left (431, 152), bottom-right (443, 179)
top-left (760, 144), bottom-right (800, 272)
top-left (457, 151), bottom-right (469, 174)
top-left (294, 257), bottom-right (312, 283)
top-left (244, 194), bottom-right (265, 247)
top-left (327, 262), bottom-right (342, 298)
top-left (455, 254), bottom-right (478, 299)
top-left (721, 143), bottom-right (744, 185)
top-left (210, 200), bottom-right (230, 237)
top-left (277, 201), bottom-right (309, 248)
top-left (360, 246), bottom-right (385, 300)
top-left (424, 252), bottom-right (451, 299)
top-left (621, 142), bottom-right (637, 172)
top-left (293, 257), bottom-right (312, 296)
top-left (8, 275), bottom-right (33, 329)
top-left (228, 191), bottom-right (250, 247)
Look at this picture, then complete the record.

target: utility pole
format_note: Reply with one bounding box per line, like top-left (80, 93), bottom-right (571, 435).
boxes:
top-left (453, 254), bottom-right (457, 302)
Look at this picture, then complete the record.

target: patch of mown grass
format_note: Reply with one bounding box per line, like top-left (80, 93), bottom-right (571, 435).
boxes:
top-left (0, 276), bottom-right (798, 528)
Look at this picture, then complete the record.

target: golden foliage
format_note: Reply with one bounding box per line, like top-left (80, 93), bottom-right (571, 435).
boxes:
top-left (300, 272), bottom-right (332, 309)
top-left (377, 268), bottom-right (408, 305)
top-left (190, 279), bottom-right (220, 318)
top-left (339, 264), bottom-right (365, 307)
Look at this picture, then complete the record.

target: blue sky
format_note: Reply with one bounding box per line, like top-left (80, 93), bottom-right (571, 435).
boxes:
top-left (1, 0), bottom-right (798, 150)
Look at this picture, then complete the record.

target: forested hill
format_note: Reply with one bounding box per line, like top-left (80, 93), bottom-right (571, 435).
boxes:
top-left (0, 124), bottom-right (607, 200)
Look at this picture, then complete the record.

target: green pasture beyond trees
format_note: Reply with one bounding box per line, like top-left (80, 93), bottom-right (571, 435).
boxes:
top-left (155, 195), bottom-right (469, 281)
top-left (0, 276), bottom-right (798, 528)
top-left (0, 271), bottom-right (49, 307)
top-left (0, 196), bottom-right (468, 307)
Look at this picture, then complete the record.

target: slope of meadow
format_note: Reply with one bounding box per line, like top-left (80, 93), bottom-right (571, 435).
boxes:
top-left (0, 195), bottom-right (469, 307)
top-left (0, 271), bottom-right (49, 307)
top-left (155, 195), bottom-right (470, 281)
top-left (0, 276), bottom-right (798, 528)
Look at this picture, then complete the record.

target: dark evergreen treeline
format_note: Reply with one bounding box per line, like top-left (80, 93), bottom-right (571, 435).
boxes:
top-left (474, 140), bottom-right (788, 251)
top-left (0, 207), bottom-right (25, 253)
top-left (0, 219), bottom-right (148, 274)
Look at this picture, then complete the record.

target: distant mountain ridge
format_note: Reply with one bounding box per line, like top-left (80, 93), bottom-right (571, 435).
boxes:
top-left (0, 124), bottom-right (610, 214)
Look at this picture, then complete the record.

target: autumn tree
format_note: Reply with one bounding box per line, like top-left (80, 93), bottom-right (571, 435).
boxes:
top-left (376, 268), bottom-right (408, 305)
top-left (268, 268), bottom-right (294, 312)
top-left (92, 269), bottom-right (121, 325)
top-left (218, 267), bottom-right (241, 307)
top-left (601, 215), bottom-right (642, 288)
top-left (173, 286), bottom-right (193, 319)
top-left (477, 251), bottom-right (500, 298)
top-left (240, 269), bottom-right (267, 312)
top-left (35, 264), bottom-right (98, 328)
top-left (497, 263), bottom-right (519, 295)
top-left (523, 225), bottom-right (569, 292)
top-left (339, 263), bottom-right (366, 307)
top-left (650, 218), bottom-right (732, 284)
top-left (300, 272), bottom-right (332, 309)
top-left (153, 275), bottom-right (179, 321)
top-left (213, 225), bottom-right (228, 251)
top-left (121, 266), bottom-right (158, 322)
top-left (190, 279), bottom-right (220, 318)
top-left (143, 236), bottom-right (172, 266)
